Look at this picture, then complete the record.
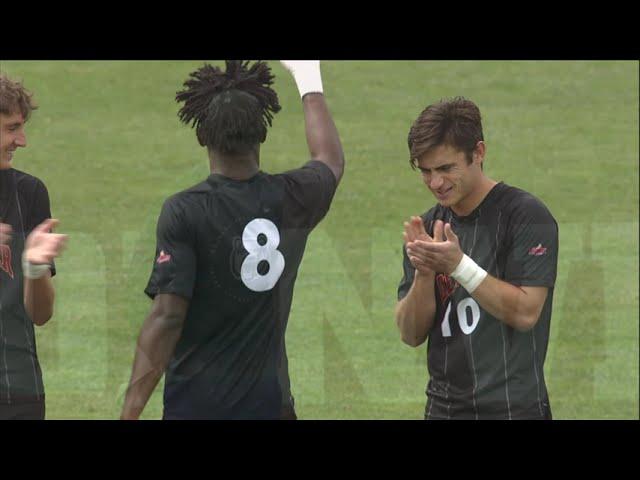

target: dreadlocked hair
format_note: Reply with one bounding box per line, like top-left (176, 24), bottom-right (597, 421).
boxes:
top-left (176, 60), bottom-right (281, 154)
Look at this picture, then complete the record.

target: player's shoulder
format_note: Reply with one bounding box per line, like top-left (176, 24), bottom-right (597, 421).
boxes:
top-left (497, 183), bottom-right (556, 224)
top-left (274, 160), bottom-right (336, 185)
top-left (158, 180), bottom-right (214, 222)
top-left (11, 168), bottom-right (47, 191)
top-left (165, 179), bottom-right (212, 205)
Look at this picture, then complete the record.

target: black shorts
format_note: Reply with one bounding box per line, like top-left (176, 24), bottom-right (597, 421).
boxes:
top-left (0, 399), bottom-right (45, 420)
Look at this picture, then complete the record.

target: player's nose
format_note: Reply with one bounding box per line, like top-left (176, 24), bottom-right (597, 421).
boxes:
top-left (15, 131), bottom-right (27, 148)
top-left (429, 173), bottom-right (444, 190)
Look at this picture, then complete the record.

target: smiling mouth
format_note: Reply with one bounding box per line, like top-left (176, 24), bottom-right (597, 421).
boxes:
top-left (435, 187), bottom-right (453, 198)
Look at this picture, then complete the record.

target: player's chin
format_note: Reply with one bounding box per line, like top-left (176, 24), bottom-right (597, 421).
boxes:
top-left (436, 196), bottom-right (455, 208)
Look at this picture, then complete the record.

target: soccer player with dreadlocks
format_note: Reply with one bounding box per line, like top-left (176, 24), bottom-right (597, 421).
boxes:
top-left (121, 61), bottom-right (343, 420)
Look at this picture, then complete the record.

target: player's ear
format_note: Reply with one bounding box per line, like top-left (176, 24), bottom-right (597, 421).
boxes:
top-left (473, 141), bottom-right (485, 166)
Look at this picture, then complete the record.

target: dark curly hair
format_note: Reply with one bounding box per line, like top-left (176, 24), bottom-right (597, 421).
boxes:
top-left (176, 60), bottom-right (281, 154)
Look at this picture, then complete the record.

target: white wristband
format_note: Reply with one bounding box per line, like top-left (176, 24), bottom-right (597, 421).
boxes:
top-left (281, 60), bottom-right (324, 98)
top-left (296, 74), bottom-right (323, 99)
top-left (22, 255), bottom-right (50, 280)
top-left (450, 254), bottom-right (487, 294)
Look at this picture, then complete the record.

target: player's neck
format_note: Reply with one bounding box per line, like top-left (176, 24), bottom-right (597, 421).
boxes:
top-left (451, 176), bottom-right (498, 217)
top-left (209, 151), bottom-right (260, 180)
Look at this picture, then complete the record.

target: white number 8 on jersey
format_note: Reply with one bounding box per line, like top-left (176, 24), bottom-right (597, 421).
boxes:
top-left (240, 218), bottom-right (285, 292)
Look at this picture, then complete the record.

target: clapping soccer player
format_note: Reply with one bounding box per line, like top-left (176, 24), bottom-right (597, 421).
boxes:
top-left (0, 73), bottom-right (68, 420)
top-left (395, 97), bottom-right (558, 420)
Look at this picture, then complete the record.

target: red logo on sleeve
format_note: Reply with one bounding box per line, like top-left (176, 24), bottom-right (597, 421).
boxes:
top-left (156, 250), bottom-right (172, 264)
top-left (528, 244), bottom-right (548, 256)
top-left (0, 245), bottom-right (14, 279)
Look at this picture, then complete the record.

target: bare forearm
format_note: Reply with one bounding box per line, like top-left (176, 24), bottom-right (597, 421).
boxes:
top-left (471, 275), bottom-right (547, 331)
top-left (121, 316), bottom-right (183, 419)
top-left (24, 273), bottom-right (54, 326)
top-left (302, 93), bottom-right (344, 182)
top-left (395, 272), bottom-right (436, 346)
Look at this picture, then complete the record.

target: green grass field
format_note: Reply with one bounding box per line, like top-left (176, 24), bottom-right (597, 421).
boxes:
top-left (1, 60), bottom-right (638, 419)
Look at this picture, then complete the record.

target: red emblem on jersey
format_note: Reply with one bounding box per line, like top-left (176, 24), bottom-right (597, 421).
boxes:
top-left (156, 250), bottom-right (171, 264)
top-left (528, 244), bottom-right (547, 256)
top-left (0, 245), bottom-right (14, 279)
top-left (436, 273), bottom-right (458, 305)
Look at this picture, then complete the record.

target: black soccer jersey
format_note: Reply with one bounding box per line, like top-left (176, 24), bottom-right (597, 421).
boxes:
top-left (0, 168), bottom-right (56, 404)
top-left (398, 182), bottom-right (558, 420)
top-left (145, 160), bottom-right (337, 419)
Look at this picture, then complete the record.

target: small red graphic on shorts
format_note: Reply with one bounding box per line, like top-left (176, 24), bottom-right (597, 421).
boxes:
top-left (528, 244), bottom-right (547, 256)
top-left (436, 273), bottom-right (458, 305)
top-left (156, 250), bottom-right (171, 264)
top-left (0, 245), bottom-right (14, 279)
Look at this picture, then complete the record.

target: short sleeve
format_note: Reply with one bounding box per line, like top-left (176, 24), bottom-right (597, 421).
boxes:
top-left (144, 198), bottom-right (197, 300)
top-left (278, 160), bottom-right (338, 229)
top-left (503, 196), bottom-right (558, 288)
top-left (27, 179), bottom-right (52, 232)
top-left (29, 179), bottom-right (56, 277)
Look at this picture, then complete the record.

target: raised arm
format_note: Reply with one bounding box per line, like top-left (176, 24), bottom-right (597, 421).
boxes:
top-left (280, 61), bottom-right (345, 184)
